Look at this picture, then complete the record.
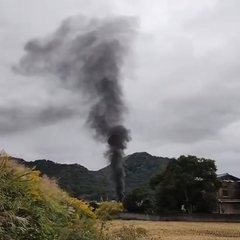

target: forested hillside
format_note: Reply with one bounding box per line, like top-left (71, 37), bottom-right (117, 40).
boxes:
top-left (13, 152), bottom-right (172, 200)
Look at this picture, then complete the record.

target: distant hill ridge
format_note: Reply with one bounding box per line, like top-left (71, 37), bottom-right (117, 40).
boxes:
top-left (12, 152), bottom-right (172, 200)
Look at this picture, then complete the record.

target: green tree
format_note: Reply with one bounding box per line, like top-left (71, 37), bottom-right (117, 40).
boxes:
top-left (150, 155), bottom-right (221, 214)
top-left (123, 188), bottom-right (153, 214)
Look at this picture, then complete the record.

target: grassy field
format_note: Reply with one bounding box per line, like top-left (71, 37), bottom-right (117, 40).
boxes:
top-left (107, 220), bottom-right (240, 240)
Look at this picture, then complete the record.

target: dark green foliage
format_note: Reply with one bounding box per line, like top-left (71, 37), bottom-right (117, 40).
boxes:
top-left (12, 152), bottom-right (171, 201)
top-left (152, 155), bottom-right (221, 214)
top-left (123, 188), bottom-right (153, 214)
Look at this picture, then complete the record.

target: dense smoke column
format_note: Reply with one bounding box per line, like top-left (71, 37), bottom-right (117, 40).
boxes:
top-left (107, 125), bottom-right (130, 201)
top-left (82, 40), bottom-right (132, 201)
top-left (14, 15), bottom-right (137, 201)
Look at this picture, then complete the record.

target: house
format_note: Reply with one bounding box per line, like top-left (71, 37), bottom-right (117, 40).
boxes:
top-left (216, 173), bottom-right (240, 214)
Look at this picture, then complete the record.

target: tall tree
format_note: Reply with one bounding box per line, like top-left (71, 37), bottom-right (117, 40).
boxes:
top-left (150, 155), bottom-right (221, 213)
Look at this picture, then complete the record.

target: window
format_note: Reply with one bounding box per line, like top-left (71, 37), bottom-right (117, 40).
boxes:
top-left (233, 203), bottom-right (240, 211)
top-left (234, 190), bottom-right (240, 198)
top-left (222, 188), bottom-right (229, 197)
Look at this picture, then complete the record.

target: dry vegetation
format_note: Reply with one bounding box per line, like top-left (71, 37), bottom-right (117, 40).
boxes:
top-left (107, 220), bottom-right (240, 240)
top-left (0, 150), bottom-right (147, 240)
top-left (2, 150), bottom-right (240, 240)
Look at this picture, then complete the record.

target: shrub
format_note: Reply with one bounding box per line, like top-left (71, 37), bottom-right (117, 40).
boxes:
top-left (95, 201), bottom-right (123, 220)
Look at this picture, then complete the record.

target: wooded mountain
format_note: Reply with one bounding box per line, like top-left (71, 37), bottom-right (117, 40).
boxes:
top-left (12, 152), bottom-right (172, 200)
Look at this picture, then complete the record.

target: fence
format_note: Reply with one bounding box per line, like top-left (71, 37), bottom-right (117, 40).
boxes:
top-left (119, 212), bottom-right (240, 223)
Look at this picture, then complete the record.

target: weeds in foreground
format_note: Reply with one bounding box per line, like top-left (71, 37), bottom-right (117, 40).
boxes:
top-left (110, 225), bottom-right (149, 240)
top-left (94, 221), bottom-right (149, 240)
top-left (0, 151), bottom-right (149, 240)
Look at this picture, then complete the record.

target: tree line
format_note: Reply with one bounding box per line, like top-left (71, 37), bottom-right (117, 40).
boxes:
top-left (122, 155), bottom-right (222, 214)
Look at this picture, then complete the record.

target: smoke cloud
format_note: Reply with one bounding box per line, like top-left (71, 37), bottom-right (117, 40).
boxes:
top-left (14, 14), bottom-right (138, 201)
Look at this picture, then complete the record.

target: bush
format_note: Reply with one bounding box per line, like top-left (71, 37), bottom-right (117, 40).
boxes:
top-left (95, 201), bottom-right (123, 220)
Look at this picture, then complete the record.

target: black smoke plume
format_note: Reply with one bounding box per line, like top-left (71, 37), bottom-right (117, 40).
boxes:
top-left (14, 15), bottom-right (138, 201)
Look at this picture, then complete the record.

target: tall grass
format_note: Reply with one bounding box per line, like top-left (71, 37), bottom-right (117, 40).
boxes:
top-left (0, 151), bottom-right (148, 240)
top-left (95, 201), bottom-right (124, 220)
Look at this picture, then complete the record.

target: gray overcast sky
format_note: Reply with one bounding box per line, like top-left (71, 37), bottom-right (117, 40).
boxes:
top-left (1, 0), bottom-right (240, 175)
